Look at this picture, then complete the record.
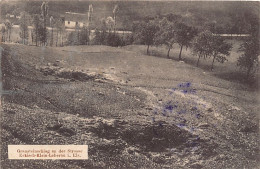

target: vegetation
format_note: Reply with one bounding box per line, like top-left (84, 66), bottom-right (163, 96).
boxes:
top-left (32, 14), bottom-right (41, 46)
top-left (237, 38), bottom-right (259, 77)
top-left (154, 18), bottom-right (175, 58)
top-left (19, 11), bottom-right (30, 44)
top-left (175, 22), bottom-right (197, 60)
top-left (41, 2), bottom-right (48, 46)
top-left (192, 30), bottom-right (214, 67)
top-left (135, 20), bottom-right (159, 55)
top-left (209, 36), bottom-right (232, 70)
top-left (4, 20), bottom-right (12, 42)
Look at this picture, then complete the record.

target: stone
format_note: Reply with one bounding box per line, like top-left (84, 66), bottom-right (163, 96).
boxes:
top-left (198, 123), bottom-right (210, 128)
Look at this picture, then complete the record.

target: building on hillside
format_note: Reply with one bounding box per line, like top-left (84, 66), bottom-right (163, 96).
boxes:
top-left (64, 12), bottom-right (88, 29)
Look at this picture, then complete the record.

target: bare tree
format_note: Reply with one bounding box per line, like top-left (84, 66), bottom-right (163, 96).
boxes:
top-left (50, 16), bottom-right (54, 46)
top-left (4, 20), bottom-right (12, 42)
top-left (55, 18), bottom-right (65, 46)
top-left (32, 14), bottom-right (41, 46)
top-left (1, 25), bottom-right (6, 42)
top-left (113, 4), bottom-right (119, 33)
top-left (88, 4), bottom-right (93, 37)
top-left (19, 12), bottom-right (30, 44)
top-left (41, 2), bottom-right (49, 45)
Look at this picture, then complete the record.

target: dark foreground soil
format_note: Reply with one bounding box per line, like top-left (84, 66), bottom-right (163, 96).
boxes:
top-left (0, 44), bottom-right (259, 169)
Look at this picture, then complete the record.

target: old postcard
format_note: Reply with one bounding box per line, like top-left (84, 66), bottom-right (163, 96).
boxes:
top-left (0, 0), bottom-right (259, 168)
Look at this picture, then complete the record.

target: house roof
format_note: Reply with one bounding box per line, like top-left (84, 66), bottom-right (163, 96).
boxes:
top-left (64, 13), bottom-right (88, 23)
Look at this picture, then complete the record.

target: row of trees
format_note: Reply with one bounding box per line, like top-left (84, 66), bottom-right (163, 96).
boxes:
top-left (9, 2), bottom-right (65, 46)
top-left (133, 17), bottom-right (231, 70)
top-left (134, 17), bottom-right (198, 60)
top-left (133, 15), bottom-right (259, 77)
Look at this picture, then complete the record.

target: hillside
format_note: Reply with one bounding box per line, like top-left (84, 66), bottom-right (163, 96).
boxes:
top-left (1, 43), bottom-right (259, 168)
top-left (1, 1), bottom-right (259, 31)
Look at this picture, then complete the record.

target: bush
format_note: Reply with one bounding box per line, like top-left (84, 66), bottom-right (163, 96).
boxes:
top-left (106, 32), bottom-right (123, 47)
top-left (92, 29), bottom-right (130, 47)
top-left (237, 38), bottom-right (259, 78)
top-left (66, 26), bottom-right (89, 46)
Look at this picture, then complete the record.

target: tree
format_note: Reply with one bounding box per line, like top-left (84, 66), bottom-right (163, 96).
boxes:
top-left (210, 36), bottom-right (232, 70)
top-left (32, 14), bottom-right (41, 46)
top-left (93, 18), bottom-right (107, 45)
top-left (244, 11), bottom-right (259, 37)
top-left (1, 25), bottom-right (6, 42)
top-left (75, 20), bottom-right (81, 45)
top-left (41, 2), bottom-right (48, 45)
top-left (154, 18), bottom-right (175, 58)
top-left (49, 16), bottom-right (54, 46)
top-left (55, 18), bottom-right (65, 46)
top-left (19, 12), bottom-right (30, 44)
top-left (95, 18), bottom-right (108, 45)
top-left (113, 4), bottom-right (119, 33)
top-left (79, 26), bottom-right (89, 45)
top-left (88, 4), bottom-right (94, 37)
top-left (175, 22), bottom-right (197, 60)
top-left (93, 28), bottom-right (102, 45)
top-left (192, 30), bottom-right (213, 67)
top-left (237, 38), bottom-right (259, 77)
top-left (136, 20), bottom-right (159, 55)
top-left (4, 20), bottom-right (12, 42)
top-left (106, 17), bottom-right (115, 32)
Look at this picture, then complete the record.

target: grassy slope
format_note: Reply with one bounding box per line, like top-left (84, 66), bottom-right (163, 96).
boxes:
top-left (1, 43), bottom-right (259, 168)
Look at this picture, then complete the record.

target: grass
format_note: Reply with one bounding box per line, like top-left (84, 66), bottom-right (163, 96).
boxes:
top-left (1, 43), bottom-right (259, 169)
top-left (123, 40), bottom-right (259, 89)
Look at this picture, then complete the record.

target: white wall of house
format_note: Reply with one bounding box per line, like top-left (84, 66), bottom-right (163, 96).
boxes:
top-left (65, 21), bottom-right (76, 28)
top-left (65, 21), bottom-right (84, 28)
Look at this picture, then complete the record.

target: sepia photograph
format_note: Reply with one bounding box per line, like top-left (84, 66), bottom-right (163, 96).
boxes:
top-left (0, 0), bottom-right (259, 168)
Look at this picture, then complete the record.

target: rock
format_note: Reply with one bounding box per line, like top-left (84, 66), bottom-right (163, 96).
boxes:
top-left (198, 123), bottom-right (210, 128)
top-left (153, 155), bottom-right (166, 164)
top-left (102, 119), bottom-right (117, 127)
top-left (98, 92), bottom-right (105, 96)
top-left (58, 127), bottom-right (76, 137)
top-left (145, 107), bottom-right (153, 110)
top-left (53, 63), bottom-right (59, 67)
top-left (46, 123), bottom-right (62, 130)
top-left (126, 146), bottom-right (138, 154)
top-left (47, 63), bottom-right (52, 66)
top-left (228, 105), bottom-right (241, 111)
top-left (207, 108), bottom-right (213, 112)
top-left (94, 79), bottom-right (105, 83)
